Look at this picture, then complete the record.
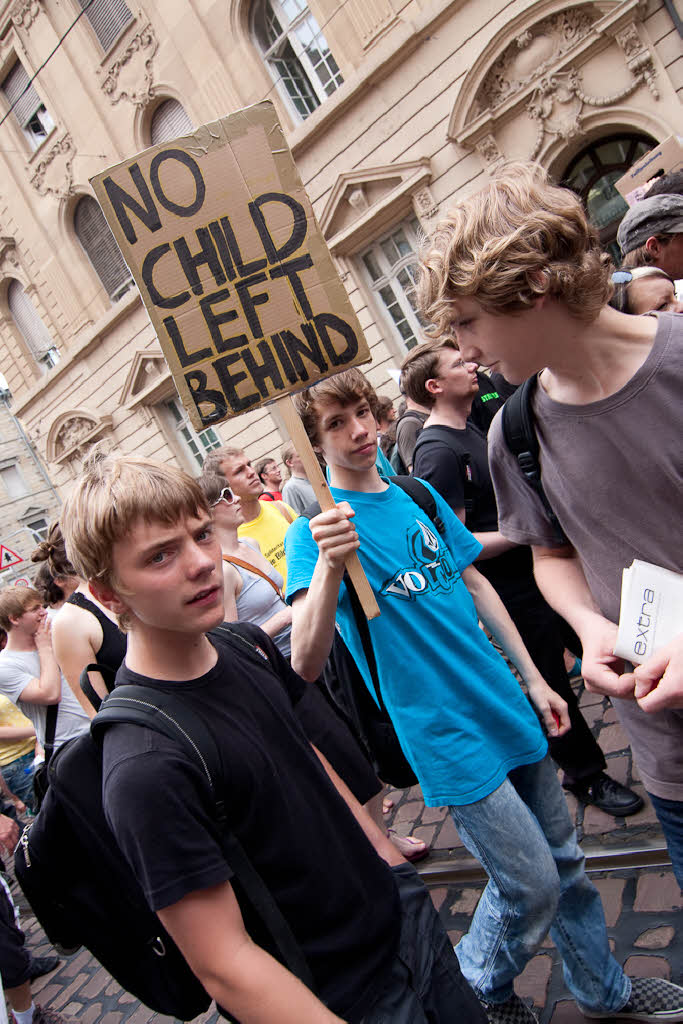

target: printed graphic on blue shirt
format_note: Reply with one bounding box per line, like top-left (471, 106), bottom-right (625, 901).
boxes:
top-left (285, 480), bottom-right (546, 806)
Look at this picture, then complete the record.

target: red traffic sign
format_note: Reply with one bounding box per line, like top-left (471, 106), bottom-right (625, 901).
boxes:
top-left (0, 545), bottom-right (23, 570)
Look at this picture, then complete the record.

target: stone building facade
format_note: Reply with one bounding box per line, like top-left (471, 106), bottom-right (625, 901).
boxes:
top-left (0, 385), bottom-right (60, 585)
top-left (0, 0), bottom-right (679, 496)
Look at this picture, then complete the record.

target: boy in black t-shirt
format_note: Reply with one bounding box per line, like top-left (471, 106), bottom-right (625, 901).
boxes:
top-left (60, 452), bottom-right (484, 1024)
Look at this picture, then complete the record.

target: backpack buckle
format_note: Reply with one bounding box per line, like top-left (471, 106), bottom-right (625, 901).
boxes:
top-left (518, 451), bottom-right (539, 483)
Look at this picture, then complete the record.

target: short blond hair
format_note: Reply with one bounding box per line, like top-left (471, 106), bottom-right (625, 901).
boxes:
top-left (0, 587), bottom-right (42, 632)
top-left (61, 451), bottom-right (208, 587)
top-left (202, 446), bottom-right (244, 478)
top-left (293, 369), bottom-right (379, 447)
top-left (400, 337), bottom-right (457, 407)
top-left (416, 162), bottom-right (613, 338)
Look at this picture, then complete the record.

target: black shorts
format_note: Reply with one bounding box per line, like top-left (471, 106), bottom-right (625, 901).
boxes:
top-left (0, 879), bottom-right (31, 989)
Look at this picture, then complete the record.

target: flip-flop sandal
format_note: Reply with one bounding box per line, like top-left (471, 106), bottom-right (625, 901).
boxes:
top-left (387, 828), bottom-right (430, 863)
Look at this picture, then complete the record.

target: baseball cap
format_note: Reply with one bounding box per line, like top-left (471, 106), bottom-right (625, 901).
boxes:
top-left (617, 193), bottom-right (683, 255)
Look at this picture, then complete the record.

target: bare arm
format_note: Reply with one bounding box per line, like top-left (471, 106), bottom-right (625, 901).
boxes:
top-left (472, 530), bottom-right (519, 560)
top-left (259, 605), bottom-right (293, 640)
top-left (157, 881), bottom-right (346, 1024)
top-left (52, 610), bottom-right (105, 718)
top-left (0, 723), bottom-right (35, 741)
top-left (461, 564), bottom-right (569, 736)
top-left (312, 745), bottom-right (404, 867)
top-left (290, 504), bottom-right (359, 682)
top-left (531, 545), bottom-right (633, 698)
top-left (16, 619), bottom-right (61, 706)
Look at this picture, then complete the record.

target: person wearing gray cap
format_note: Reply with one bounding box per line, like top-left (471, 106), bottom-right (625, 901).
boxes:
top-left (617, 193), bottom-right (683, 281)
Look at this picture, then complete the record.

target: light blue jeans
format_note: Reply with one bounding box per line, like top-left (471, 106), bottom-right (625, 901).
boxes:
top-left (449, 754), bottom-right (630, 1011)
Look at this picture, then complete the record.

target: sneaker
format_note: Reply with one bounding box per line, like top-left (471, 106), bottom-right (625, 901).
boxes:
top-left (581, 977), bottom-right (683, 1021)
top-left (480, 993), bottom-right (539, 1024)
top-left (565, 772), bottom-right (644, 817)
top-left (32, 1007), bottom-right (79, 1024)
top-left (27, 954), bottom-right (60, 981)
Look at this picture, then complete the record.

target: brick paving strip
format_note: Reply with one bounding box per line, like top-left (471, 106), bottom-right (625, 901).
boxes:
top-left (7, 681), bottom-right (681, 1023)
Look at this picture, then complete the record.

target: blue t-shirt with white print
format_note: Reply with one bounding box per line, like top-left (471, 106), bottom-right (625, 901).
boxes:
top-left (285, 479), bottom-right (547, 806)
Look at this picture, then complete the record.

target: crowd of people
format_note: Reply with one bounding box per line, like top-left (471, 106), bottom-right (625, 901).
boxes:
top-left (0, 166), bottom-right (680, 1023)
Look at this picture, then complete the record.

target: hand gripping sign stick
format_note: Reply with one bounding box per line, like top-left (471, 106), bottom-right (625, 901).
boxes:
top-left (91, 101), bottom-right (380, 618)
top-left (277, 395), bottom-right (380, 618)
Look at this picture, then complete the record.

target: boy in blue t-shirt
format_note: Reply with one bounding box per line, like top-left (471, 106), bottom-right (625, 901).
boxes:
top-left (285, 368), bottom-right (683, 1024)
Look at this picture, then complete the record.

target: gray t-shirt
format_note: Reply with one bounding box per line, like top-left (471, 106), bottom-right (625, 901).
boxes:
top-left (282, 475), bottom-right (316, 515)
top-left (488, 311), bottom-right (683, 799)
top-left (0, 650), bottom-right (90, 749)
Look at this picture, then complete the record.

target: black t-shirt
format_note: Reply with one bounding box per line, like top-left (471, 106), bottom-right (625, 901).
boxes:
top-left (413, 422), bottom-right (534, 597)
top-left (468, 371), bottom-right (505, 434)
top-left (102, 624), bottom-right (399, 1019)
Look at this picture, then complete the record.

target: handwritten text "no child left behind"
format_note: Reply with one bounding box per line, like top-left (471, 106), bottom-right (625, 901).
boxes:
top-left (102, 148), bottom-right (360, 423)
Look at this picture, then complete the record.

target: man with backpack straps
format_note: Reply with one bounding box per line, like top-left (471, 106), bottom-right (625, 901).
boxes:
top-left (55, 451), bottom-right (485, 1024)
top-left (415, 161), bottom-right (683, 892)
top-left (404, 337), bottom-right (642, 818)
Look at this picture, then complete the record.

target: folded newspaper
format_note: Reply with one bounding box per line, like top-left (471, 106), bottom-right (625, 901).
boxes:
top-left (614, 560), bottom-right (683, 665)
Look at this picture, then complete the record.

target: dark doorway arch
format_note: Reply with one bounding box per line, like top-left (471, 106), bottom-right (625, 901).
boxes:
top-left (561, 132), bottom-right (657, 261)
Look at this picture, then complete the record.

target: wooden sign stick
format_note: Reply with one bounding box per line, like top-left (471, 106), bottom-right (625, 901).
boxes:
top-left (277, 395), bottom-right (380, 620)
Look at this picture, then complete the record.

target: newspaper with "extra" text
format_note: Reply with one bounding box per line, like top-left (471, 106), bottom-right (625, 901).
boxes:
top-left (614, 560), bottom-right (683, 665)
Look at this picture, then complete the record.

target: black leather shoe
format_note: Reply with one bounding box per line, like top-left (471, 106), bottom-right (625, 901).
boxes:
top-left (27, 954), bottom-right (61, 981)
top-left (566, 772), bottom-right (644, 817)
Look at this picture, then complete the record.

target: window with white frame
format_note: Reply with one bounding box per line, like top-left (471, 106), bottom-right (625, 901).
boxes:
top-left (74, 196), bottom-right (133, 302)
top-left (0, 463), bottom-right (28, 498)
top-left (150, 99), bottom-right (193, 145)
top-left (77, 0), bottom-right (133, 51)
top-left (359, 218), bottom-right (423, 351)
top-left (1, 61), bottom-right (54, 151)
top-left (7, 280), bottom-right (60, 371)
top-left (162, 397), bottom-right (222, 471)
top-left (252, 0), bottom-right (343, 121)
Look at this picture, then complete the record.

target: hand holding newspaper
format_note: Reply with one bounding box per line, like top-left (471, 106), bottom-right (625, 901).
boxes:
top-left (614, 560), bottom-right (683, 665)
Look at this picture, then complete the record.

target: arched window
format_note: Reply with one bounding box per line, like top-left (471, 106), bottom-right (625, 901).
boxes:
top-left (77, 0), bottom-right (133, 51)
top-left (150, 99), bottom-right (193, 145)
top-left (252, 0), bottom-right (342, 121)
top-left (7, 280), bottom-right (59, 369)
top-left (562, 133), bottom-right (656, 261)
top-left (74, 196), bottom-right (133, 301)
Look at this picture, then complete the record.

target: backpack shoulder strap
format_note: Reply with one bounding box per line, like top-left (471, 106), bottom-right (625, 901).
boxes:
top-left (79, 662), bottom-right (117, 714)
top-left (92, 683), bottom-right (314, 990)
top-left (500, 376), bottom-right (567, 545)
top-left (412, 426), bottom-right (476, 518)
top-left (274, 501), bottom-right (295, 524)
top-left (389, 475), bottom-right (446, 535)
top-left (222, 555), bottom-right (282, 598)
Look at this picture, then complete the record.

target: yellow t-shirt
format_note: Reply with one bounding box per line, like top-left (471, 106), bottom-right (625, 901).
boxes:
top-left (238, 500), bottom-right (297, 586)
top-left (0, 694), bottom-right (36, 766)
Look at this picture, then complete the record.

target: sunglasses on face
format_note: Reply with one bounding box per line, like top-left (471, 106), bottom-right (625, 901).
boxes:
top-left (210, 486), bottom-right (235, 508)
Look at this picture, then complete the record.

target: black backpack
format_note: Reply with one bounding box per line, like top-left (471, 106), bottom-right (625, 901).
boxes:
top-left (500, 375), bottom-right (568, 546)
top-left (412, 425), bottom-right (477, 522)
top-left (302, 477), bottom-right (445, 789)
top-left (14, 627), bottom-right (313, 1021)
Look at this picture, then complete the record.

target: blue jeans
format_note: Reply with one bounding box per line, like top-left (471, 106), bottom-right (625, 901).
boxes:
top-left (648, 792), bottom-right (683, 891)
top-left (449, 754), bottom-right (629, 1011)
top-left (1, 752), bottom-right (35, 814)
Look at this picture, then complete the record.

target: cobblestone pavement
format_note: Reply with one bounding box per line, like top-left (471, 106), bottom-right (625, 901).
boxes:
top-left (9, 679), bottom-right (682, 1023)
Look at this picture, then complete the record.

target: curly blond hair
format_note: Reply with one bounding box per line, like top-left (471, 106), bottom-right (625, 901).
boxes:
top-left (416, 162), bottom-right (613, 337)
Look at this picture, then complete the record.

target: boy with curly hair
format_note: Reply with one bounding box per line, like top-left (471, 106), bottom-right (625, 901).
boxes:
top-left (416, 161), bottom-right (683, 889)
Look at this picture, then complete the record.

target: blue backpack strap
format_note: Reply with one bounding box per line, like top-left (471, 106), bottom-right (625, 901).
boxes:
top-left (91, 684), bottom-right (315, 991)
top-left (500, 376), bottom-right (568, 546)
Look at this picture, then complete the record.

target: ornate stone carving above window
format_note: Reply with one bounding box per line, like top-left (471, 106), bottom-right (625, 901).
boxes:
top-left (320, 159), bottom-right (435, 256)
top-left (30, 133), bottom-right (75, 200)
top-left (99, 24), bottom-right (158, 109)
top-left (120, 349), bottom-right (171, 409)
top-left (449, 0), bottom-right (659, 168)
top-left (11, 0), bottom-right (43, 30)
top-left (46, 410), bottom-right (113, 466)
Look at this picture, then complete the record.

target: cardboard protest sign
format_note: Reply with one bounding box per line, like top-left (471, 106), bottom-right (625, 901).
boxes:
top-left (615, 134), bottom-right (682, 206)
top-left (90, 101), bottom-right (371, 431)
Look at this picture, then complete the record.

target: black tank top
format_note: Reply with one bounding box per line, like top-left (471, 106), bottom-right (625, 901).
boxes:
top-left (67, 592), bottom-right (127, 684)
